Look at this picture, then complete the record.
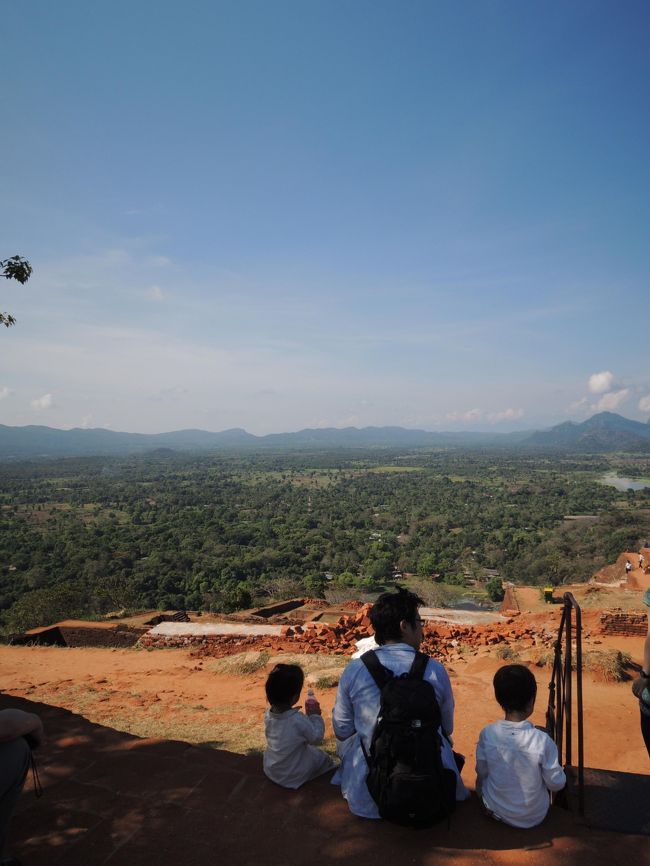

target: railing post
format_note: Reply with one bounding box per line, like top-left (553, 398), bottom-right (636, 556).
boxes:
top-left (547, 593), bottom-right (584, 817)
top-left (574, 601), bottom-right (584, 816)
top-left (565, 599), bottom-right (572, 766)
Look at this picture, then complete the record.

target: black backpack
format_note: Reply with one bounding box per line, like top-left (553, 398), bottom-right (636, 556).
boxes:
top-left (360, 649), bottom-right (457, 827)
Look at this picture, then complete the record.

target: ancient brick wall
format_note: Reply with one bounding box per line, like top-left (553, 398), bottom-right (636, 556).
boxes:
top-left (59, 625), bottom-right (146, 648)
top-left (599, 611), bottom-right (648, 637)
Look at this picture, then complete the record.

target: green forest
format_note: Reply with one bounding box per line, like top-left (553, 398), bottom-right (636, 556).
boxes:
top-left (2, 449), bottom-right (650, 634)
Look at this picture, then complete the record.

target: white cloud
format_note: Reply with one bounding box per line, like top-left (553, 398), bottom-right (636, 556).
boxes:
top-left (488, 408), bottom-right (524, 422)
top-left (588, 371), bottom-right (614, 394)
top-left (80, 415), bottom-right (93, 428)
top-left (594, 388), bottom-right (630, 412)
top-left (568, 397), bottom-right (589, 413)
top-left (446, 408), bottom-right (482, 422)
top-left (30, 393), bottom-right (53, 411)
top-left (639, 396), bottom-right (650, 413)
top-left (144, 285), bottom-right (166, 302)
top-left (0, 386), bottom-right (12, 401)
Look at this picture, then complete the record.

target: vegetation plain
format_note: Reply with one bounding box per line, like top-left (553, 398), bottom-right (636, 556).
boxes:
top-left (2, 449), bottom-right (650, 635)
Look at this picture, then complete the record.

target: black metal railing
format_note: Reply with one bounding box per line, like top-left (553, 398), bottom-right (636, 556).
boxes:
top-left (546, 592), bottom-right (584, 815)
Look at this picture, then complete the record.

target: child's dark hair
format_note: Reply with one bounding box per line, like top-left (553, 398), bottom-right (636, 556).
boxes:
top-left (493, 664), bottom-right (537, 713)
top-left (265, 663), bottom-right (304, 706)
top-left (369, 587), bottom-right (425, 645)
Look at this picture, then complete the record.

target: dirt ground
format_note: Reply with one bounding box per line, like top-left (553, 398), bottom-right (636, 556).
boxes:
top-left (1, 633), bottom-right (647, 775)
top-left (513, 582), bottom-right (645, 613)
top-left (2, 586), bottom-right (649, 866)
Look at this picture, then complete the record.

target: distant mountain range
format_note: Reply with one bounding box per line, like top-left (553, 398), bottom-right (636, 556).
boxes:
top-left (1, 412), bottom-right (649, 459)
top-left (524, 412), bottom-right (650, 451)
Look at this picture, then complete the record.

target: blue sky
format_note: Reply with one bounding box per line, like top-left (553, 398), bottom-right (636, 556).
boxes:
top-left (2, 0), bottom-right (649, 434)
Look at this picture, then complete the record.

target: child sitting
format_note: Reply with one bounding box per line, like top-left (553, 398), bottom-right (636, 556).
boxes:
top-left (263, 663), bottom-right (336, 789)
top-left (476, 664), bottom-right (566, 828)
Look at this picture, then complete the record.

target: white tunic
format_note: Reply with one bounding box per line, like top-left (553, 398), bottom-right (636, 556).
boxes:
top-left (476, 719), bottom-right (566, 828)
top-left (263, 708), bottom-right (335, 789)
top-left (331, 643), bottom-right (470, 819)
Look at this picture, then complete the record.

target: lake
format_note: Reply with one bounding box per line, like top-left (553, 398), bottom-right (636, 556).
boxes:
top-left (601, 473), bottom-right (650, 491)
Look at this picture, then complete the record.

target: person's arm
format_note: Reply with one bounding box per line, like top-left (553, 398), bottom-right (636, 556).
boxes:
top-left (297, 712), bottom-right (325, 745)
top-left (541, 737), bottom-right (566, 792)
top-left (431, 664), bottom-right (455, 738)
top-left (632, 620), bottom-right (650, 699)
top-left (475, 730), bottom-right (488, 795)
top-left (332, 666), bottom-right (356, 741)
top-left (0, 709), bottom-right (44, 746)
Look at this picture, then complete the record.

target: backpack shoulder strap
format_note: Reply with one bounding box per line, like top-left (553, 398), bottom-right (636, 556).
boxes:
top-left (361, 650), bottom-right (393, 690)
top-left (408, 651), bottom-right (429, 681)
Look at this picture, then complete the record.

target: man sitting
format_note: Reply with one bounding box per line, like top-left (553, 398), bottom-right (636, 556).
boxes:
top-left (0, 710), bottom-right (43, 866)
top-left (0, 707), bottom-right (44, 866)
top-left (631, 588), bottom-right (650, 757)
top-left (332, 588), bottom-right (469, 819)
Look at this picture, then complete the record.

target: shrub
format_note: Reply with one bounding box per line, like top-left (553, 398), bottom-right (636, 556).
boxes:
top-left (486, 576), bottom-right (505, 602)
top-left (495, 645), bottom-right (520, 661)
top-left (443, 572), bottom-right (466, 586)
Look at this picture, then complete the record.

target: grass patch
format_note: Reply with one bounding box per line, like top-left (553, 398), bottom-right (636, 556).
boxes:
top-left (495, 645), bottom-right (521, 662)
top-left (530, 648), bottom-right (632, 682)
top-left (208, 652), bottom-right (271, 676)
top-left (313, 672), bottom-right (342, 689)
top-left (270, 654), bottom-right (348, 676)
top-left (206, 651), bottom-right (348, 680)
top-left (530, 649), bottom-right (555, 668)
top-left (369, 466), bottom-right (423, 474)
top-left (583, 649), bottom-right (632, 682)
top-left (320, 737), bottom-right (340, 759)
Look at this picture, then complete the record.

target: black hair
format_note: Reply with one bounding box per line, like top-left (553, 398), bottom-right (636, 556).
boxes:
top-left (493, 664), bottom-right (537, 713)
top-left (369, 587), bottom-right (425, 645)
top-left (265, 663), bottom-right (304, 706)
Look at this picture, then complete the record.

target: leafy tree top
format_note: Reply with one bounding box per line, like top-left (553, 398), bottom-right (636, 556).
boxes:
top-left (1, 255), bottom-right (32, 327)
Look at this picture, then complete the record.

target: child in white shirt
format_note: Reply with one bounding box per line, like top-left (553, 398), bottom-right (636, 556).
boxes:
top-left (476, 664), bottom-right (566, 828)
top-left (263, 663), bottom-right (335, 790)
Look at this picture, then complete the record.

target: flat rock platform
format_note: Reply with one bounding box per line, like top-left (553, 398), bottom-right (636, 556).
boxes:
top-left (148, 622), bottom-right (283, 637)
top-left (4, 695), bottom-right (648, 866)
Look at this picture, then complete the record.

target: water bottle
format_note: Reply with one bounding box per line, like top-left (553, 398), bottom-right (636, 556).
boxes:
top-left (304, 688), bottom-right (319, 713)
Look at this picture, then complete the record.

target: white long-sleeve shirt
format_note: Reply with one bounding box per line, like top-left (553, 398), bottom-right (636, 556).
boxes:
top-left (476, 720), bottom-right (566, 828)
top-left (263, 708), bottom-right (335, 790)
top-left (331, 643), bottom-right (469, 819)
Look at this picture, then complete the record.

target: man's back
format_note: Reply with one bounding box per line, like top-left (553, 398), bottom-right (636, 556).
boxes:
top-left (332, 643), bottom-right (467, 818)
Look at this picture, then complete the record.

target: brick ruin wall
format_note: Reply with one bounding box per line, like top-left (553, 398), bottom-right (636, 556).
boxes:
top-left (600, 611), bottom-right (648, 637)
top-left (139, 633), bottom-right (269, 652)
top-left (59, 626), bottom-right (146, 648)
top-left (138, 606), bottom-right (560, 662)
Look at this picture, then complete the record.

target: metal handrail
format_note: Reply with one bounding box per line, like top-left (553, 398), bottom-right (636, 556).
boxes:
top-left (546, 591), bottom-right (584, 815)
